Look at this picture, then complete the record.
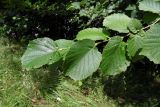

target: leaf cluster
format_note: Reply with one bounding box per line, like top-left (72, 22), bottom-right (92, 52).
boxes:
top-left (21, 0), bottom-right (160, 80)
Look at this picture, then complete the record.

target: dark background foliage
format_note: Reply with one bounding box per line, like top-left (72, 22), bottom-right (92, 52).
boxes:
top-left (0, 0), bottom-right (142, 42)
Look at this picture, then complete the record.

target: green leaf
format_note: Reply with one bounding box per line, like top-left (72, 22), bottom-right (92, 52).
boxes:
top-left (100, 36), bottom-right (130, 75)
top-left (127, 35), bottom-right (143, 58)
top-left (64, 39), bottom-right (102, 80)
top-left (67, 2), bottom-right (81, 11)
top-left (55, 39), bottom-right (74, 59)
top-left (76, 28), bottom-right (109, 41)
top-left (139, 0), bottom-right (160, 14)
top-left (21, 38), bottom-right (74, 70)
top-left (128, 19), bottom-right (142, 33)
top-left (21, 38), bottom-right (61, 70)
top-left (140, 24), bottom-right (160, 64)
top-left (103, 14), bottom-right (131, 33)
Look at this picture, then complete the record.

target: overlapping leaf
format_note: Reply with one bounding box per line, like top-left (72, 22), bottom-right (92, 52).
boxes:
top-left (64, 39), bottom-right (102, 80)
top-left (128, 19), bottom-right (142, 33)
top-left (76, 28), bottom-right (109, 41)
top-left (140, 24), bottom-right (160, 64)
top-left (55, 39), bottom-right (74, 59)
top-left (127, 35), bottom-right (143, 58)
top-left (103, 14), bottom-right (131, 33)
top-left (100, 36), bottom-right (130, 75)
top-left (21, 38), bottom-right (74, 70)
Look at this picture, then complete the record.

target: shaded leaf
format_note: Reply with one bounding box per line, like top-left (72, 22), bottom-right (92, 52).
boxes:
top-left (55, 39), bottom-right (75, 59)
top-left (128, 19), bottom-right (142, 33)
top-left (127, 35), bottom-right (143, 58)
top-left (142, 12), bottom-right (160, 24)
top-left (64, 40), bottom-right (102, 80)
top-left (100, 36), bottom-right (130, 75)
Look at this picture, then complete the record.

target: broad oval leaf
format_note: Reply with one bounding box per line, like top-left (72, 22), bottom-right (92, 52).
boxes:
top-left (64, 39), bottom-right (102, 80)
top-left (100, 36), bottom-right (130, 75)
top-left (103, 14), bottom-right (131, 33)
top-left (140, 24), bottom-right (160, 64)
top-left (76, 28), bottom-right (109, 41)
top-left (21, 38), bottom-right (74, 70)
top-left (127, 35), bottom-right (143, 59)
top-left (139, 0), bottom-right (160, 14)
top-left (21, 37), bottom-right (61, 70)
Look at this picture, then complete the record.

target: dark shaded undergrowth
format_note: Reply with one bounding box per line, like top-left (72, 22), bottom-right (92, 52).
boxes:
top-left (104, 59), bottom-right (160, 107)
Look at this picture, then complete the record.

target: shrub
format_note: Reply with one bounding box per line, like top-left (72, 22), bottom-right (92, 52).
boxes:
top-left (21, 0), bottom-right (160, 80)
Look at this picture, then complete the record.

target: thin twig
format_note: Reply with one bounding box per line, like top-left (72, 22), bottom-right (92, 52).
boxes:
top-left (143, 17), bottom-right (160, 30)
top-left (126, 17), bottom-right (160, 37)
top-left (95, 40), bottom-right (108, 46)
